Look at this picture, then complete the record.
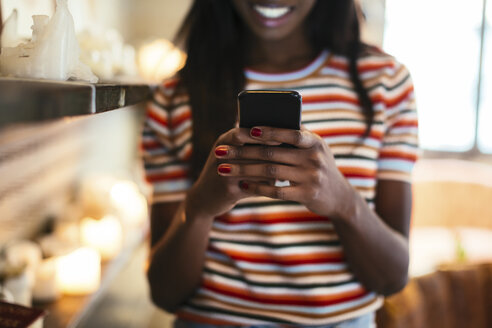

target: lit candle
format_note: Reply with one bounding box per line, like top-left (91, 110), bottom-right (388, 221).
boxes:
top-left (110, 181), bottom-right (148, 227)
top-left (56, 248), bottom-right (100, 295)
top-left (80, 216), bottom-right (123, 261)
top-left (137, 39), bottom-right (186, 82)
top-left (5, 241), bottom-right (42, 289)
top-left (32, 258), bottom-right (59, 303)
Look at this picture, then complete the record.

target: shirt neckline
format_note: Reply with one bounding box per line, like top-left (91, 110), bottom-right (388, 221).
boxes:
top-left (245, 49), bottom-right (330, 83)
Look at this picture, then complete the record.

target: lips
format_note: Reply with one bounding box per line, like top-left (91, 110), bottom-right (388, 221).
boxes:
top-left (249, 2), bottom-right (295, 27)
top-left (253, 4), bottom-right (292, 19)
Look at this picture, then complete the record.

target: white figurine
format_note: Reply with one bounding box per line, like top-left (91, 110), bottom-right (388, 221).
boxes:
top-left (0, 0), bottom-right (98, 83)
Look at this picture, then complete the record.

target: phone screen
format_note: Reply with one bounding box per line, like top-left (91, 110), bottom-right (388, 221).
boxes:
top-left (238, 90), bottom-right (302, 130)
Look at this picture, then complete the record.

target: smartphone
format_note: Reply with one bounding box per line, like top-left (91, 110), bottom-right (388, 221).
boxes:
top-left (238, 90), bottom-right (302, 130)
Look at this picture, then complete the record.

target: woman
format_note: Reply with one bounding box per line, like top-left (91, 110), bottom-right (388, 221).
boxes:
top-left (143, 0), bottom-right (418, 327)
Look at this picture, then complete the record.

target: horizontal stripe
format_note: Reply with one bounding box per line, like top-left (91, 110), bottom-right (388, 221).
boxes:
top-left (206, 257), bottom-right (350, 277)
top-left (203, 267), bottom-right (354, 289)
top-left (206, 251), bottom-right (348, 273)
top-left (378, 159), bottom-right (415, 172)
top-left (209, 231), bottom-right (340, 246)
top-left (223, 207), bottom-right (325, 218)
top-left (205, 258), bottom-right (351, 282)
top-left (208, 249), bottom-right (344, 266)
top-left (144, 159), bottom-right (183, 170)
top-left (302, 101), bottom-right (362, 112)
top-left (201, 278), bottom-right (366, 306)
top-left (379, 150), bottom-right (418, 162)
top-left (211, 227), bottom-right (338, 239)
top-left (153, 180), bottom-right (191, 193)
top-left (347, 178), bottom-right (377, 188)
top-left (192, 290), bottom-right (378, 319)
top-left (180, 294), bottom-right (382, 325)
top-left (233, 199), bottom-right (299, 209)
top-left (215, 215), bottom-right (329, 225)
top-left (202, 272), bottom-right (360, 297)
top-left (212, 221), bottom-right (334, 233)
top-left (209, 238), bottom-right (340, 249)
top-left (152, 191), bottom-right (186, 203)
top-left (146, 169), bottom-right (188, 182)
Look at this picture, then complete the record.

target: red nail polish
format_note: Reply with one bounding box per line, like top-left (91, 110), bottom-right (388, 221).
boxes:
top-left (215, 146), bottom-right (228, 157)
top-left (251, 128), bottom-right (262, 137)
top-left (218, 165), bottom-right (232, 174)
top-left (240, 181), bottom-right (249, 190)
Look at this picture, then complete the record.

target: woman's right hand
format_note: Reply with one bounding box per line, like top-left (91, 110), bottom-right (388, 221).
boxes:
top-left (185, 127), bottom-right (279, 220)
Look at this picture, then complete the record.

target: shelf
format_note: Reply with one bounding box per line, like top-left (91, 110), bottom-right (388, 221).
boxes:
top-left (0, 78), bottom-right (152, 129)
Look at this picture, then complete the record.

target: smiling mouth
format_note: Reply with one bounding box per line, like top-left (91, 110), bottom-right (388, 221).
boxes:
top-left (253, 4), bottom-right (293, 19)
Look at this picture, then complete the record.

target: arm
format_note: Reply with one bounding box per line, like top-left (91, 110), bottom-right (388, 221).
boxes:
top-left (329, 179), bottom-right (411, 295)
top-left (146, 127), bottom-right (280, 311)
top-left (147, 199), bottom-right (215, 312)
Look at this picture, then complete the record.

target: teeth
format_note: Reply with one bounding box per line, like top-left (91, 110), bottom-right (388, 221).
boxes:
top-left (254, 5), bottom-right (290, 19)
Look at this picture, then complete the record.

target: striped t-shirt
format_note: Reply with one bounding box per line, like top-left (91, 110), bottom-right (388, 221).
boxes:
top-left (142, 49), bottom-right (419, 326)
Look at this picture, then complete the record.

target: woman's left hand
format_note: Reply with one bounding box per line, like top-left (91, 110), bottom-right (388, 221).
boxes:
top-left (215, 126), bottom-right (354, 218)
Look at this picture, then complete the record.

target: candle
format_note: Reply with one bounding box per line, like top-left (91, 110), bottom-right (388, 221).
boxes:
top-left (5, 241), bottom-right (42, 289)
top-left (39, 234), bottom-right (77, 258)
top-left (4, 270), bottom-right (31, 306)
top-left (79, 175), bottom-right (116, 220)
top-left (56, 248), bottom-right (100, 296)
top-left (110, 181), bottom-right (148, 227)
top-left (32, 258), bottom-right (59, 303)
top-left (80, 216), bottom-right (123, 261)
top-left (137, 39), bottom-right (186, 82)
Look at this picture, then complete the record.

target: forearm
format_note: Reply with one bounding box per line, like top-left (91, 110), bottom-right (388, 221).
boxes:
top-left (147, 199), bottom-right (215, 311)
top-left (332, 187), bottom-right (409, 296)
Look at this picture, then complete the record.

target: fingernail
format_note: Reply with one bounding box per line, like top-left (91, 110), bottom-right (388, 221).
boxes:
top-left (251, 128), bottom-right (262, 137)
top-left (240, 181), bottom-right (249, 190)
top-left (218, 164), bottom-right (232, 174)
top-left (215, 146), bottom-right (228, 157)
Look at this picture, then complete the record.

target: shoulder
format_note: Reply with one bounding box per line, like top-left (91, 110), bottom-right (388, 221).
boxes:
top-left (359, 46), bottom-right (409, 76)
top-left (323, 46), bottom-right (411, 82)
top-left (358, 46), bottom-right (413, 87)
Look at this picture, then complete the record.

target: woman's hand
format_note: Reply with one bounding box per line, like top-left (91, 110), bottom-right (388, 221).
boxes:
top-left (186, 127), bottom-right (281, 220)
top-left (214, 126), bottom-right (354, 219)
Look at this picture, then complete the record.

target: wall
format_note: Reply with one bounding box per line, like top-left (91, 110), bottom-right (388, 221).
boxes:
top-left (0, 105), bottom-right (143, 247)
top-left (1, 0), bottom-right (385, 47)
top-left (0, 119), bottom-right (85, 244)
top-left (117, 0), bottom-right (192, 46)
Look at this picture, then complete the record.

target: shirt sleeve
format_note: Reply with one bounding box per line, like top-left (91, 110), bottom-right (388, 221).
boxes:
top-left (377, 62), bottom-right (419, 183)
top-left (141, 80), bottom-right (193, 204)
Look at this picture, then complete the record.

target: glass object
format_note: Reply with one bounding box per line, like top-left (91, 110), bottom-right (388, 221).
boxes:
top-left (1, 0), bottom-right (53, 37)
top-left (384, 0), bottom-right (484, 151)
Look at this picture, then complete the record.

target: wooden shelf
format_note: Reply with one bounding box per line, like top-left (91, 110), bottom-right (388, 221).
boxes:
top-left (0, 78), bottom-right (152, 129)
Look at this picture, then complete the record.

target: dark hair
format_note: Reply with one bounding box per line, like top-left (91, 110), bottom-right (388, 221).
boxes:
top-left (176, 0), bottom-right (373, 181)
